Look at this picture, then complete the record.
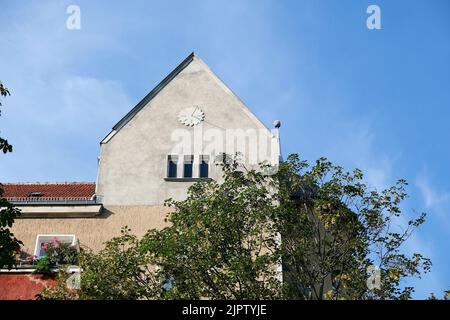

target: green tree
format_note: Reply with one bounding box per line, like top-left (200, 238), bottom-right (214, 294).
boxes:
top-left (277, 154), bottom-right (431, 300)
top-left (39, 227), bottom-right (160, 300)
top-left (427, 290), bottom-right (450, 300)
top-left (37, 270), bottom-right (79, 300)
top-left (0, 80), bottom-right (22, 269)
top-left (0, 81), bottom-right (13, 153)
top-left (40, 154), bottom-right (431, 300)
top-left (79, 227), bottom-right (159, 300)
top-left (141, 156), bottom-right (282, 299)
top-left (43, 156), bottom-right (283, 300)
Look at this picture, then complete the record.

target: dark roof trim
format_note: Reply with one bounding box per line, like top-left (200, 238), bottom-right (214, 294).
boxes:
top-left (111, 52), bottom-right (195, 132)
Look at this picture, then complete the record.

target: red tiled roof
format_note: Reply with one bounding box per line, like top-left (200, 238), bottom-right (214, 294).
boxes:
top-left (0, 182), bottom-right (96, 200)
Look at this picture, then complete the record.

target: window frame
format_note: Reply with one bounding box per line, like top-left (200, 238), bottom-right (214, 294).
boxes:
top-left (167, 155), bottom-right (178, 178)
top-left (34, 234), bottom-right (77, 258)
top-left (199, 155), bottom-right (209, 178)
top-left (183, 155), bottom-right (194, 178)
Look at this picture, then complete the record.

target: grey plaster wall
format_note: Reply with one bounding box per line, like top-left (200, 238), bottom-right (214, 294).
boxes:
top-left (97, 55), bottom-right (279, 206)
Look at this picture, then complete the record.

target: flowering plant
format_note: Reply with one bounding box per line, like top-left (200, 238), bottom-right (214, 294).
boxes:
top-left (41, 237), bottom-right (79, 266)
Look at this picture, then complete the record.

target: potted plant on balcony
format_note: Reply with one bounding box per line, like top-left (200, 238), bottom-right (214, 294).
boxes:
top-left (34, 237), bottom-right (79, 274)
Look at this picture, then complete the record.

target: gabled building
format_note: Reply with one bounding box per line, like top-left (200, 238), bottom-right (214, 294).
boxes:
top-left (3, 52), bottom-right (281, 260)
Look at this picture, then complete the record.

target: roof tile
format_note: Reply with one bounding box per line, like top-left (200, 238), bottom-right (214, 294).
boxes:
top-left (0, 182), bottom-right (96, 200)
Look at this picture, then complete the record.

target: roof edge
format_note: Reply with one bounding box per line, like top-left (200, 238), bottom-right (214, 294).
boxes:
top-left (101, 52), bottom-right (276, 144)
top-left (102, 52), bottom-right (196, 144)
top-left (193, 55), bottom-right (275, 137)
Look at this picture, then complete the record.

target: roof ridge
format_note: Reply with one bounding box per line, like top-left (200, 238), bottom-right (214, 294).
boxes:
top-left (100, 51), bottom-right (274, 145)
top-left (110, 52), bottom-right (195, 132)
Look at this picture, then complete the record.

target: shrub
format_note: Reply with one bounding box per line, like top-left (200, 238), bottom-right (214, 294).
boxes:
top-left (34, 256), bottom-right (52, 275)
top-left (42, 238), bottom-right (79, 266)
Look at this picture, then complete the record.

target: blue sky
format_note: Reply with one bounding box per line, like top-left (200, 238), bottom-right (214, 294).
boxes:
top-left (0, 0), bottom-right (449, 298)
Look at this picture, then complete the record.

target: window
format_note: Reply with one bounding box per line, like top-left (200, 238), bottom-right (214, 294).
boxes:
top-left (34, 234), bottom-right (77, 258)
top-left (165, 155), bottom-right (212, 181)
top-left (199, 155), bottom-right (209, 178)
top-left (167, 155), bottom-right (178, 178)
top-left (183, 155), bottom-right (194, 178)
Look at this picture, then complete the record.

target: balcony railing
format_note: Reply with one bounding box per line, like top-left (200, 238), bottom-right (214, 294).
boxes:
top-left (6, 196), bottom-right (100, 205)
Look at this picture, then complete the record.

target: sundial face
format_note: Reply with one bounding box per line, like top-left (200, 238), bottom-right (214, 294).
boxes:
top-left (178, 106), bottom-right (205, 127)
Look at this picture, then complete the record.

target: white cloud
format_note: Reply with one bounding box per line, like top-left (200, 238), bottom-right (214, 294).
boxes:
top-left (416, 172), bottom-right (450, 209)
top-left (0, 74), bottom-right (131, 182)
top-left (328, 122), bottom-right (396, 191)
top-left (322, 121), bottom-right (442, 298)
top-left (60, 76), bottom-right (131, 136)
top-left (0, 2), bottom-right (132, 182)
top-left (415, 170), bottom-right (450, 235)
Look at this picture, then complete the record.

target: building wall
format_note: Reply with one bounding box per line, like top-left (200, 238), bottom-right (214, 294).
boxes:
top-left (10, 55), bottom-right (279, 256)
top-left (0, 274), bottom-right (56, 300)
top-left (12, 206), bottom-right (172, 254)
top-left (96, 55), bottom-right (277, 206)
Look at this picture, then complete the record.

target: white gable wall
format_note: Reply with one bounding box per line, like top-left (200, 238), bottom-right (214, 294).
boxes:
top-left (96, 55), bottom-right (278, 206)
